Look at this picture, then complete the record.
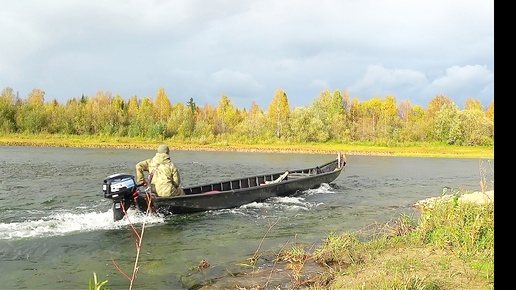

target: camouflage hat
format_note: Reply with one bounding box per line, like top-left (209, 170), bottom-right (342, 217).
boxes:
top-left (157, 144), bottom-right (169, 154)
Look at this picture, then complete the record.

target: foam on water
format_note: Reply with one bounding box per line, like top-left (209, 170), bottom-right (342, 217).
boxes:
top-left (304, 183), bottom-right (335, 195)
top-left (239, 187), bottom-right (323, 212)
top-left (0, 208), bottom-right (165, 240)
top-left (0, 184), bottom-right (335, 240)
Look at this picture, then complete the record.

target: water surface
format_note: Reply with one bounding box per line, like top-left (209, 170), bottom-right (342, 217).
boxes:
top-left (0, 146), bottom-right (494, 289)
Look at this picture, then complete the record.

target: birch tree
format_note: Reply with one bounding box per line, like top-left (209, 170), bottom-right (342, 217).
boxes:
top-left (153, 87), bottom-right (171, 123)
top-left (266, 88), bottom-right (290, 138)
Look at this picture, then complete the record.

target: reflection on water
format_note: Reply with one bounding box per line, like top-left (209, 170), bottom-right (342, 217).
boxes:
top-left (0, 146), bottom-right (494, 289)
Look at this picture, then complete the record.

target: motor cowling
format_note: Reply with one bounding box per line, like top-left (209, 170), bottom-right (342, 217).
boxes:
top-left (102, 173), bottom-right (138, 201)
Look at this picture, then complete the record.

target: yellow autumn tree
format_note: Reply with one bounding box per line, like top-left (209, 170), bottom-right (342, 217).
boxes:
top-left (236, 101), bottom-right (267, 139)
top-left (27, 88), bottom-right (45, 107)
top-left (266, 88), bottom-right (290, 138)
top-left (486, 99), bottom-right (494, 122)
top-left (464, 97), bottom-right (484, 111)
top-left (216, 95), bottom-right (241, 135)
top-left (153, 87), bottom-right (171, 123)
top-left (426, 94), bottom-right (454, 119)
top-left (0, 87), bottom-right (18, 133)
top-left (379, 95), bottom-right (399, 140)
top-left (127, 95), bottom-right (139, 119)
top-left (85, 90), bottom-right (112, 134)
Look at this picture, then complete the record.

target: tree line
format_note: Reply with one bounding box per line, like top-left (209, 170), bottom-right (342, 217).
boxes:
top-left (0, 86), bottom-right (494, 146)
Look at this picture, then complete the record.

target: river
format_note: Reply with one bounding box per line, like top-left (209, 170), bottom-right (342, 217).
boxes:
top-left (0, 146), bottom-right (494, 289)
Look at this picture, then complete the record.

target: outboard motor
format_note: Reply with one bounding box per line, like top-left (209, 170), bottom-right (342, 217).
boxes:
top-left (102, 173), bottom-right (138, 221)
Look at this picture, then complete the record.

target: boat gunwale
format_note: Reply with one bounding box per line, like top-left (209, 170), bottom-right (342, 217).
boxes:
top-left (153, 158), bottom-right (344, 200)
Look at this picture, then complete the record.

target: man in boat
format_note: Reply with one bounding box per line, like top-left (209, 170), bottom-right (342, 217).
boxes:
top-left (136, 144), bottom-right (185, 197)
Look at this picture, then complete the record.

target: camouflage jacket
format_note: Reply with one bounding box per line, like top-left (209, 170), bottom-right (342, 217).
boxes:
top-left (135, 152), bottom-right (182, 197)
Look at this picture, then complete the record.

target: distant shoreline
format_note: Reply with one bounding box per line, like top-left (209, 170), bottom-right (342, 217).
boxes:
top-left (0, 141), bottom-right (392, 155)
top-left (0, 136), bottom-right (494, 159)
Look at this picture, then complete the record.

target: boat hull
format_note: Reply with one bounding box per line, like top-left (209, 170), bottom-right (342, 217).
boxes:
top-left (152, 168), bottom-right (343, 214)
top-left (104, 153), bottom-right (346, 221)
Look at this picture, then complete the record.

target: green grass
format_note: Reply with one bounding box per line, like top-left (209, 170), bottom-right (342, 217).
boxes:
top-left (184, 190), bottom-right (494, 289)
top-left (265, 190), bottom-right (494, 290)
top-left (0, 133), bottom-right (494, 159)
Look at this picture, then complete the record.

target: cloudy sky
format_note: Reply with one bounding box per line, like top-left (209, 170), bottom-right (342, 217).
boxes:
top-left (1, 0), bottom-right (494, 110)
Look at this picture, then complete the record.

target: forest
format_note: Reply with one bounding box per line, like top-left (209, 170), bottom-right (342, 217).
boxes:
top-left (0, 86), bottom-right (494, 147)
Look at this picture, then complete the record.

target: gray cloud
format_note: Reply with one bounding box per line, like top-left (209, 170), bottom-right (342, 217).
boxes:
top-left (0, 0), bottom-right (494, 110)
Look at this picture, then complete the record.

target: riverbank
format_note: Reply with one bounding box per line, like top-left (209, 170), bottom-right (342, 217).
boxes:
top-left (0, 134), bottom-right (494, 159)
top-left (201, 189), bottom-right (495, 289)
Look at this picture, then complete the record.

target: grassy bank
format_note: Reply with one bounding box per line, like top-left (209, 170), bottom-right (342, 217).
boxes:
top-left (291, 192), bottom-right (493, 289)
top-left (0, 134), bottom-right (494, 159)
top-left (192, 190), bottom-right (494, 289)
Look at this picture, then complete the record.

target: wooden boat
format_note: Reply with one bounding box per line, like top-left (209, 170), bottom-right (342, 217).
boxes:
top-left (103, 153), bottom-right (346, 221)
